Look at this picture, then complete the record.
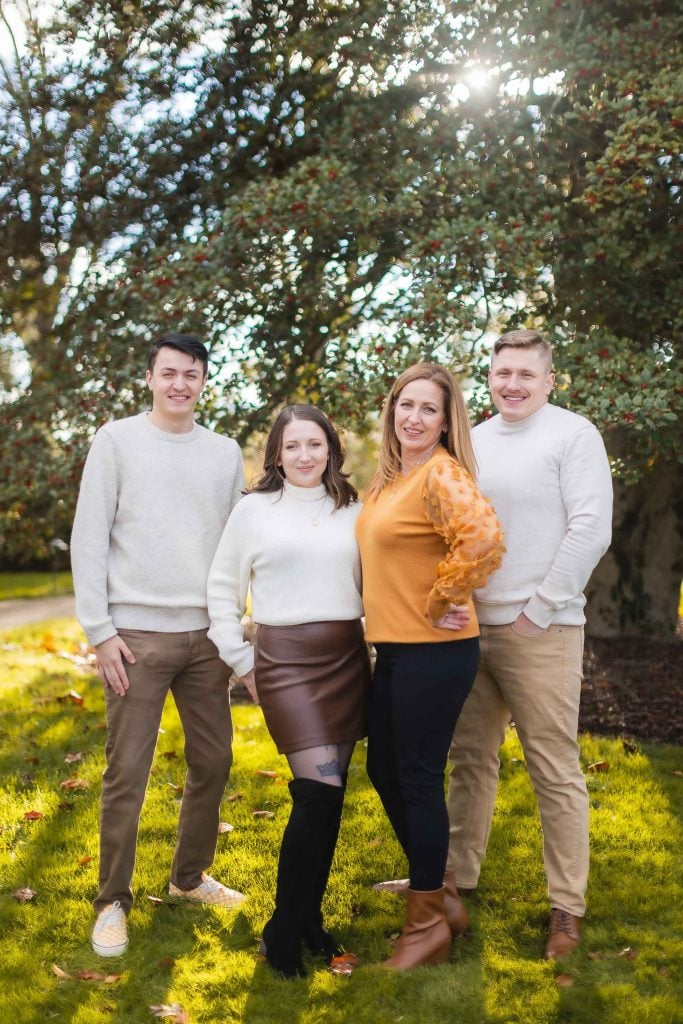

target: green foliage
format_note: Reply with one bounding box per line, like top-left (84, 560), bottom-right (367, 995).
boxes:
top-left (1, 0), bottom-right (681, 621)
top-left (0, 617), bottom-right (681, 1023)
top-left (0, 571), bottom-right (73, 599)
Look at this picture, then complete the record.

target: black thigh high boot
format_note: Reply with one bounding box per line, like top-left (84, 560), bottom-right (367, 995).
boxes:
top-left (300, 777), bottom-right (348, 962)
top-left (262, 777), bottom-right (346, 977)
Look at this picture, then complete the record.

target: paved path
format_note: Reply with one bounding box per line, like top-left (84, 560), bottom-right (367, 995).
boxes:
top-left (0, 595), bottom-right (76, 629)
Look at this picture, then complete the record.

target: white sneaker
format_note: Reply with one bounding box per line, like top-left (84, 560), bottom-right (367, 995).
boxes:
top-left (168, 872), bottom-right (246, 909)
top-left (91, 900), bottom-right (128, 957)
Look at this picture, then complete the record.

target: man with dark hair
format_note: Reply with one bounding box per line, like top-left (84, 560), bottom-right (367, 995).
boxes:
top-left (446, 328), bottom-right (613, 959)
top-left (71, 334), bottom-right (245, 957)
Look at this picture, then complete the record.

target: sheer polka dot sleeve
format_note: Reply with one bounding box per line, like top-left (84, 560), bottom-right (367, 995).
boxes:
top-left (423, 459), bottom-right (505, 620)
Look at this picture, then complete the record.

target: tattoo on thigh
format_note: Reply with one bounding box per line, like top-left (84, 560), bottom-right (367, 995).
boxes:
top-left (316, 759), bottom-right (341, 778)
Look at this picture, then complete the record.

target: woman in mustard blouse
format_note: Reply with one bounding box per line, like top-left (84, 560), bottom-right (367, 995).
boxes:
top-left (356, 362), bottom-right (504, 970)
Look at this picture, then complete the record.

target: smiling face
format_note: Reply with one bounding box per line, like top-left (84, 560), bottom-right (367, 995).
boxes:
top-left (146, 346), bottom-right (207, 432)
top-left (488, 345), bottom-right (555, 422)
top-left (393, 378), bottom-right (446, 463)
top-left (278, 418), bottom-right (329, 488)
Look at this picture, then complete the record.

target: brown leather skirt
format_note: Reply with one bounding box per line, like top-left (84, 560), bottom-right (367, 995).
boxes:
top-left (254, 619), bottom-right (371, 754)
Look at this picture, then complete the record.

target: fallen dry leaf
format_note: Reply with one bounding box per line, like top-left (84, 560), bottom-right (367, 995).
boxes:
top-left (366, 837), bottom-right (382, 849)
top-left (149, 1004), bottom-right (189, 1023)
top-left (255, 770), bottom-right (279, 779)
top-left (13, 887), bottom-right (36, 902)
top-left (167, 783), bottom-right (184, 795)
top-left (41, 632), bottom-right (57, 652)
top-left (252, 810), bottom-right (275, 819)
top-left (156, 957), bottom-right (176, 970)
top-left (587, 951), bottom-right (608, 961)
top-left (218, 822), bottom-right (234, 834)
top-left (224, 792), bottom-right (244, 802)
top-left (56, 689), bottom-right (84, 706)
top-left (328, 952), bottom-right (361, 976)
top-left (52, 964), bottom-right (70, 979)
top-left (58, 801), bottom-right (75, 811)
top-left (621, 738), bottom-right (639, 755)
top-left (60, 778), bottom-right (90, 790)
top-left (146, 895), bottom-right (166, 905)
top-left (587, 761), bottom-right (610, 773)
top-left (56, 648), bottom-right (97, 669)
top-left (554, 973), bottom-right (575, 987)
top-left (24, 755), bottom-right (40, 765)
top-left (77, 855), bottom-right (93, 867)
top-left (23, 810), bottom-right (44, 821)
top-left (64, 752), bottom-right (83, 764)
top-left (73, 969), bottom-right (122, 982)
top-left (669, 770), bottom-right (683, 778)
top-left (618, 947), bottom-right (638, 960)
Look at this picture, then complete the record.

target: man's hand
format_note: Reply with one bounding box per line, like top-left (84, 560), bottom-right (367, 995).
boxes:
top-left (433, 604), bottom-right (470, 631)
top-left (512, 611), bottom-right (548, 637)
top-left (95, 635), bottom-right (136, 696)
top-left (238, 669), bottom-right (259, 705)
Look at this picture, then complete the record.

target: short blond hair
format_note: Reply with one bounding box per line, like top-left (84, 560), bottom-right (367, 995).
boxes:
top-left (493, 329), bottom-right (553, 371)
top-left (366, 362), bottom-right (477, 497)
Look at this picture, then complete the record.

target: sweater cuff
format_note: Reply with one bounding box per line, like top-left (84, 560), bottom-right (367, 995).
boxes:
top-left (87, 624), bottom-right (118, 648)
top-left (523, 594), bottom-right (556, 630)
top-left (230, 645), bottom-right (255, 678)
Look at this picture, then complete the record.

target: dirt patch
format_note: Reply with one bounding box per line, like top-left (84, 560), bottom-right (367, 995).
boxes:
top-left (579, 637), bottom-right (683, 745)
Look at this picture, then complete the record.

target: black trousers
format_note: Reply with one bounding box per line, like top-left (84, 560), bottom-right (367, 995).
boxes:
top-left (366, 637), bottom-right (479, 892)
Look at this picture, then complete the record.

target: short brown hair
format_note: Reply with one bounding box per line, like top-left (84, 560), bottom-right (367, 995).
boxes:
top-left (493, 329), bottom-right (552, 371)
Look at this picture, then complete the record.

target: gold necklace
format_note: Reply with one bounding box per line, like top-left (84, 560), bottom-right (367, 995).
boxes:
top-left (400, 442), bottom-right (439, 475)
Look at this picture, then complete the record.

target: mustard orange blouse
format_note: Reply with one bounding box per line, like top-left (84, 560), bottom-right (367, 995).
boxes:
top-left (356, 447), bottom-right (505, 643)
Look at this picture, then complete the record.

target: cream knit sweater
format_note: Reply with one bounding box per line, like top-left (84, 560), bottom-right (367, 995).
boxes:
top-left (207, 482), bottom-right (363, 676)
top-left (71, 412), bottom-right (244, 645)
top-left (473, 403), bottom-right (613, 627)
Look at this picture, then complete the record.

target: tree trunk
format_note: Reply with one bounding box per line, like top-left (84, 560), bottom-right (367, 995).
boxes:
top-left (586, 458), bottom-right (683, 639)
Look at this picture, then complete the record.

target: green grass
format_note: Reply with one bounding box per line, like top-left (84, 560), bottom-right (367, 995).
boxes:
top-left (0, 618), bottom-right (681, 1024)
top-left (0, 571), bottom-right (73, 600)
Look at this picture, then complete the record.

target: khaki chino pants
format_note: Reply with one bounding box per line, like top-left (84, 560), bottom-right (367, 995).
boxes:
top-left (96, 629), bottom-right (233, 913)
top-left (446, 623), bottom-right (588, 917)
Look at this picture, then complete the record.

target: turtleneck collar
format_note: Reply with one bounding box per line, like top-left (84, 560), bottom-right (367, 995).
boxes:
top-left (283, 481), bottom-right (327, 501)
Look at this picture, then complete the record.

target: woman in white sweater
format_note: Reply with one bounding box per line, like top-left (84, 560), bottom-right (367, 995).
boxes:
top-left (208, 405), bottom-right (370, 978)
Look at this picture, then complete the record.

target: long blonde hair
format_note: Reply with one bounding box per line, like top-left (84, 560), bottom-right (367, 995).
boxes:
top-left (366, 362), bottom-right (477, 498)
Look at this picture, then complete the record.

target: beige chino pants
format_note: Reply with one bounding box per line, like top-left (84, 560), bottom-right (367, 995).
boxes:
top-left (446, 623), bottom-right (588, 917)
top-left (96, 628), bottom-right (233, 913)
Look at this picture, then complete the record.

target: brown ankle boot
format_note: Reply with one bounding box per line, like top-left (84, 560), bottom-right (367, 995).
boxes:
top-left (383, 887), bottom-right (451, 970)
top-left (443, 869), bottom-right (468, 937)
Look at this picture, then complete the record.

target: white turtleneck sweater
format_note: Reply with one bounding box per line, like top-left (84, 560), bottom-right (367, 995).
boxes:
top-left (472, 402), bottom-right (613, 627)
top-left (207, 482), bottom-right (364, 676)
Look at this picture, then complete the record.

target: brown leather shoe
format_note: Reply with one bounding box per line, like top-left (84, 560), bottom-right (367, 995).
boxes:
top-left (544, 909), bottom-right (582, 960)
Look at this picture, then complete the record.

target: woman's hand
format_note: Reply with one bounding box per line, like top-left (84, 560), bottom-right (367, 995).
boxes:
top-left (238, 669), bottom-right (259, 704)
top-left (433, 604), bottom-right (470, 631)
